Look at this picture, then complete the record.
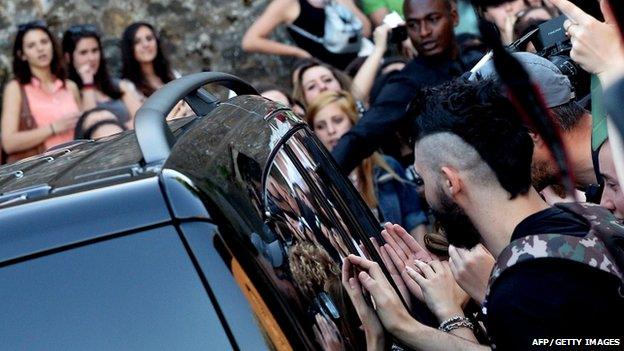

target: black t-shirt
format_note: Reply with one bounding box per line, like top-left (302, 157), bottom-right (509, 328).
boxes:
top-left (486, 207), bottom-right (624, 350)
top-left (286, 0), bottom-right (358, 70)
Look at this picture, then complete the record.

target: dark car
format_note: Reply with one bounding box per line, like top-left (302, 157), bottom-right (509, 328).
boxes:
top-left (0, 72), bottom-right (423, 350)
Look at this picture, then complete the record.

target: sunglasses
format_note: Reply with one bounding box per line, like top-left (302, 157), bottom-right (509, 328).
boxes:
top-left (17, 19), bottom-right (47, 32)
top-left (66, 24), bottom-right (99, 36)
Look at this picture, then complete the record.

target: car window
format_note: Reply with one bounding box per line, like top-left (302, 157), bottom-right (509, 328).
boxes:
top-left (0, 226), bottom-right (232, 351)
top-left (232, 128), bottom-right (397, 350)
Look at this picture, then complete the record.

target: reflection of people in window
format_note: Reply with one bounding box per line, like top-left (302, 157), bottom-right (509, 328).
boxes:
top-left (305, 90), bottom-right (428, 242)
top-left (328, 227), bottom-right (351, 259)
top-left (236, 152), bottom-right (265, 216)
top-left (267, 176), bottom-right (300, 216)
top-left (293, 184), bottom-right (341, 260)
top-left (294, 168), bottom-right (358, 259)
top-left (288, 242), bottom-right (366, 350)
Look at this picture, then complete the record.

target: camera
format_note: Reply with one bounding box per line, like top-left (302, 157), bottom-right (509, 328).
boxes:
top-left (510, 15), bottom-right (591, 99)
top-left (389, 25), bottom-right (407, 43)
top-left (383, 11), bottom-right (408, 43)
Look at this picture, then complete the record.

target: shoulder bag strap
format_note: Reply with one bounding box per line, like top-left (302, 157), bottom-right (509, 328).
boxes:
top-left (288, 23), bottom-right (325, 44)
top-left (287, 0), bottom-right (329, 44)
top-left (18, 85), bottom-right (38, 130)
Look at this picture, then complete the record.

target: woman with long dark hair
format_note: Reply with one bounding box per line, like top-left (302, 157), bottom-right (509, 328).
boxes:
top-left (62, 24), bottom-right (142, 127)
top-left (120, 22), bottom-right (175, 98)
top-left (1, 20), bottom-right (81, 163)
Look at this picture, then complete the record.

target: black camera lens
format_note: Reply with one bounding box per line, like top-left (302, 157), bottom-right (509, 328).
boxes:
top-left (389, 25), bottom-right (407, 43)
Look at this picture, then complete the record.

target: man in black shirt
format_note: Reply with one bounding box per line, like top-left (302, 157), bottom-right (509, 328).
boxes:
top-left (487, 206), bottom-right (623, 350)
top-left (473, 52), bottom-right (601, 202)
top-left (332, 0), bottom-right (476, 173)
top-left (342, 79), bottom-right (623, 350)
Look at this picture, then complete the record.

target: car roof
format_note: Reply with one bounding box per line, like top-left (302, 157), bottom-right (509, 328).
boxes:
top-left (0, 95), bottom-right (300, 208)
top-left (0, 94), bottom-right (304, 261)
top-left (0, 117), bottom-right (189, 204)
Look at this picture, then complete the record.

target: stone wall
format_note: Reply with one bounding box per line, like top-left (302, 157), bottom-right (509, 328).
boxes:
top-left (0, 0), bottom-right (297, 102)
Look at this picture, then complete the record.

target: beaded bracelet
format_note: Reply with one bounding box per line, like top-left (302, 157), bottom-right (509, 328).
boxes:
top-left (443, 319), bottom-right (475, 332)
top-left (438, 316), bottom-right (463, 329)
top-left (438, 316), bottom-right (474, 332)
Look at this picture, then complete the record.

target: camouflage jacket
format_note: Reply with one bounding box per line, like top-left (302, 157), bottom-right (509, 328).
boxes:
top-left (483, 202), bottom-right (624, 318)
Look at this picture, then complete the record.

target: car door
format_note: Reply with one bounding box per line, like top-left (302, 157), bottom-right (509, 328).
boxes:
top-left (215, 126), bottom-right (420, 350)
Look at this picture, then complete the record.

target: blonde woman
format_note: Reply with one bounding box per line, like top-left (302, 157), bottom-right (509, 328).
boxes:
top-left (305, 90), bottom-right (427, 238)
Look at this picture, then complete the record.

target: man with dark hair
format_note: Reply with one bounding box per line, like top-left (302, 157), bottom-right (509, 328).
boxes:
top-left (332, 0), bottom-right (483, 172)
top-left (533, 100), bottom-right (595, 193)
top-left (344, 79), bottom-right (624, 350)
top-left (473, 52), bottom-right (597, 196)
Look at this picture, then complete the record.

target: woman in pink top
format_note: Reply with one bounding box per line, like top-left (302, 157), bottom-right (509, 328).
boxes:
top-left (1, 20), bottom-right (81, 162)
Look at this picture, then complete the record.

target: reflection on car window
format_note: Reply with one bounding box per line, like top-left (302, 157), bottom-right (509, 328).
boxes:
top-left (253, 129), bottom-right (388, 350)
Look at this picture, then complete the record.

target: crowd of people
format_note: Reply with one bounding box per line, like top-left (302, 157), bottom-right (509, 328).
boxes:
top-left (2, 0), bottom-right (624, 349)
top-left (0, 20), bottom-right (187, 163)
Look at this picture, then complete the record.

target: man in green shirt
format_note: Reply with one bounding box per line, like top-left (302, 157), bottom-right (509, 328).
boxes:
top-left (362, 0), bottom-right (478, 34)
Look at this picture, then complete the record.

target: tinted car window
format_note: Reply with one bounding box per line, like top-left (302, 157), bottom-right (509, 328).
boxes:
top-left (0, 226), bottom-right (232, 351)
top-left (234, 128), bottom-right (394, 350)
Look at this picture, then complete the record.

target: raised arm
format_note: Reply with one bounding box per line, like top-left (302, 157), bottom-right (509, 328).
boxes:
top-left (368, 6), bottom-right (390, 28)
top-left (550, 0), bottom-right (624, 88)
top-left (338, 0), bottom-right (373, 37)
top-left (351, 24), bottom-right (391, 103)
top-left (75, 63), bottom-right (97, 111)
top-left (332, 74), bottom-right (419, 173)
top-left (80, 86), bottom-right (97, 111)
top-left (241, 0), bottom-right (312, 58)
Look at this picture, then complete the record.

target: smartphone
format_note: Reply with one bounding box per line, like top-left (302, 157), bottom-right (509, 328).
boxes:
top-left (383, 11), bottom-right (408, 43)
top-left (390, 25), bottom-right (408, 43)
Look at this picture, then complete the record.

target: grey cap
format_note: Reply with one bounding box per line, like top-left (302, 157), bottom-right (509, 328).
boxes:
top-left (472, 52), bottom-right (574, 108)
